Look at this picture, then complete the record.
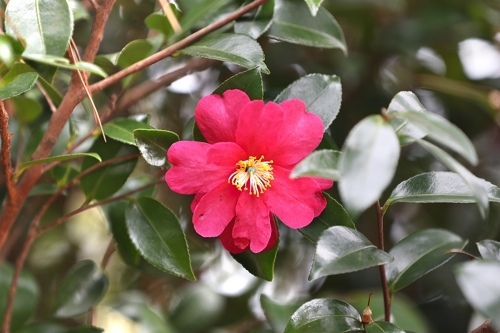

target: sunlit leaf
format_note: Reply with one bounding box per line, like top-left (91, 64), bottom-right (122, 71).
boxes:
top-left (304, 0), bottom-right (325, 16)
top-left (0, 63), bottom-right (38, 100)
top-left (291, 149), bottom-right (341, 180)
top-left (15, 153), bottom-right (101, 179)
top-left (386, 91), bottom-right (427, 146)
top-left (365, 321), bottom-right (406, 333)
top-left (235, 0), bottom-right (274, 39)
top-left (134, 129), bottom-right (179, 167)
top-left (116, 40), bottom-right (155, 68)
top-left (477, 240), bottom-right (500, 262)
top-left (22, 54), bottom-right (108, 78)
top-left (213, 67), bottom-right (263, 100)
top-left (103, 118), bottom-right (154, 146)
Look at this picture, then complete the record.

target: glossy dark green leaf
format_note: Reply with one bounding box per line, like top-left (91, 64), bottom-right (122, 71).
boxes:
top-left (261, 294), bottom-right (302, 333)
top-left (133, 129), bottom-right (179, 167)
top-left (455, 261), bottom-right (500, 329)
top-left (365, 321), bottom-right (405, 333)
top-left (180, 33), bottom-right (269, 74)
top-left (66, 327), bottom-right (104, 333)
top-left (28, 183), bottom-right (59, 196)
top-left (38, 75), bottom-right (63, 105)
top-left (213, 67), bottom-right (263, 100)
top-left (386, 91), bottom-right (427, 146)
top-left (12, 96), bottom-right (42, 124)
top-left (274, 74), bottom-right (342, 130)
top-left (309, 226), bottom-right (393, 280)
top-left (145, 11), bottom-right (174, 38)
top-left (0, 264), bottom-right (39, 330)
top-left (22, 54), bottom-right (108, 78)
top-left (103, 118), bottom-right (154, 146)
top-left (386, 228), bottom-right (467, 292)
top-left (304, 0), bottom-right (325, 16)
top-left (384, 172), bottom-right (500, 212)
top-left (299, 193), bottom-right (354, 243)
top-left (339, 115), bottom-right (400, 220)
top-left (15, 153), bottom-right (101, 179)
top-left (6, 0), bottom-right (72, 56)
top-left (268, 0), bottom-right (346, 54)
top-left (51, 164), bottom-right (79, 187)
top-left (418, 139), bottom-right (489, 219)
top-left (394, 110), bottom-right (477, 165)
top-left (234, 0), bottom-right (274, 39)
top-left (0, 63), bottom-right (38, 99)
top-left (232, 223), bottom-right (279, 281)
top-left (291, 149), bottom-right (341, 180)
top-left (126, 196), bottom-right (195, 280)
top-left (80, 137), bottom-right (138, 201)
top-left (52, 260), bottom-right (108, 318)
top-left (477, 240), bottom-right (500, 261)
top-left (116, 40), bottom-right (155, 68)
top-left (178, 0), bottom-right (231, 34)
top-left (284, 298), bottom-right (363, 333)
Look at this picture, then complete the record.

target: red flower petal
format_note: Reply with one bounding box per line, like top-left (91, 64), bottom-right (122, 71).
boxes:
top-left (193, 182), bottom-right (240, 237)
top-left (195, 89), bottom-right (251, 143)
top-left (265, 166), bottom-right (325, 229)
top-left (166, 141), bottom-right (246, 194)
top-left (220, 215), bottom-right (278, 254)
top-left (232, 193), bottom-right (273, 253)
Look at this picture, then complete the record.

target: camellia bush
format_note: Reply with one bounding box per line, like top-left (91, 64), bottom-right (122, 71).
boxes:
top-left (1, 0), bottom-right (500, 332)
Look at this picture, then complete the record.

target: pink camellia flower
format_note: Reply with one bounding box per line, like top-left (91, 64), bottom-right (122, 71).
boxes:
top-left (165, 89), bottom-right (332, 254)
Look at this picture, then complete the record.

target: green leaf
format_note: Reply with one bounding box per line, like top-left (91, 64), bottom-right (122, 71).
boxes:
top-left (386, 91), bottom-right (427, 146)
top-left (274, 74), bottom-right (342, 130)
top-left (51, 164), bottom-right (79, 187)
top-left (69, 0), bottom-right (91, 21)
top-left (339, 115), bottom-right (400, 220)
top-left (260, 294), bottom-right (302, 333)
top-left (455, 261), bottom-right (500, 329)
top-left (234, 0), bottom-right (274, 39)
top-left (116, 40), bottom-right (155, 68)
top-left (133, 129), bottom-right (179, 167)
top-left (66, 327), bottom-right (104, 333)
top-left (268, 0), bottom-right (347, 54)
top-left (309, 226), bottom-right (393, 280)
top-left (145, 11), bottom-right (174, 38)
top-left (0, 63), bottom-right (38, 100)
top-left (5, 0), bottom-right (73, 56)
top-left (52, 260), bottom-right (108, 318)
top-left (125, 197), bottom-right (195, 280)
top-left (103, 118), bottom-right (154, 146)
top-left (37, 75), bottom-right (63, 106)
top-left (365, 321), bottom-right (406, 333)
top-left (0, 35), bottom-right (23, 67)
top-left (299, 193), bottom-right (354, 243)
top-left (386, 228), bottom-right (467, 292)
top-left (80, 137), bottom-right (138, 201)
top-left (477, 240), bottom-right (500, 261)
top-left (11, 96), bottom-right (42, 124)
top-left (418, 139), bottom-right (489, 219)
top-left (180, 33), bottom-right (269, 74)
top-left (114, 297), bottom-right (176, 333)
top-left (284, 298), bottom-right (363, 333)
top-left (393, 110), bottom-right (478, 165)
top-left (14, 153), bottom-right (101, 180)
top-left (22, 54), bottom-right (108, 78)
top-left (304, 0), bottom-right (325, 16)
top-left (232, 222), bottom-right (279, 281)
top-left (178, 0), bottom-right (231, 34)
top-left (0, 264), bottom-right (39, 330)
top-left (14, 322), bottom-right (66, 333)
top-left (291, 149), bottom-right (341, 180)
top-left (384, 172), bottom-right (500, 211)
top-left (213, 67), bottom-right (263, 100)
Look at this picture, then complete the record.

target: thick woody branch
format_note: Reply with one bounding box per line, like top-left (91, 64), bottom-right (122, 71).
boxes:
top-left (0, 100), bottom-right (15, 202)
top-left (469, 320), bottom-right (498, 333)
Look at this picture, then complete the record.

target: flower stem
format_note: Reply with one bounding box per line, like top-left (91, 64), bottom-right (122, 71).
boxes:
top-left (376, 200), bottom-right (391, 321)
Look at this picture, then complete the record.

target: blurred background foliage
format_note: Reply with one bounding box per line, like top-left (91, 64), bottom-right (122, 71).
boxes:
top-left (4, 0), bottom-right (500, 332)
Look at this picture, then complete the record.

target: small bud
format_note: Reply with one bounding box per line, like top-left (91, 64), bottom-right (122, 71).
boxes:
top-left (361, 292), bottom-right (374, 325)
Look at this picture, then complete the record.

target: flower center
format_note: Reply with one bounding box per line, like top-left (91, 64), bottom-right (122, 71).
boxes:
top-left (228, 156), bottom-right (274, 197)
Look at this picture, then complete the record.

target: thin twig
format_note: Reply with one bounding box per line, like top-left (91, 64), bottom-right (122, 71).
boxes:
top-left (88, 0), bottom-right (100, 10)
top-left (0, 100), bottom-right (16, 202)
top-left (36, 81), bottom-right (58, 113)
top-left (376, 201), bottom-right (391, 322)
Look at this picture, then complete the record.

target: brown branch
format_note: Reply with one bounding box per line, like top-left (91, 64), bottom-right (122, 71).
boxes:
top-left (469, 320), bottom-right (498, 333)
top-left (36, 81), bottom-right (57, 113)
top-left (376, 201), bottom-right (391, 322)
top-left (89, 0), bottom-right (269, 94)
top-left (83, 0), bottom-right (115, 63)
top-left (0, 100), bottom-right (16, 202)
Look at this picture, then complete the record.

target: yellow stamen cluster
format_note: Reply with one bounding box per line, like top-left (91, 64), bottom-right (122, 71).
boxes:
top-left (228, 156), bottom-right (274, 197)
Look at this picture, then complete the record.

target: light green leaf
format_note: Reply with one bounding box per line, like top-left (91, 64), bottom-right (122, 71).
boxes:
top-left (339, 115), bottom-right (400, 220)
top-left (384, 172), bottom-right (500, 212)
top-left (22, 54), bottom-right (108, 78)
top-left (268, 0), bottom-right (347, 54)
top-left (386, 228), bottom-right (467, 292)
top-left (0, 35), bottom-right (23, 67)
top-left (274, 74), bottom-right (342, 130)
top-left (116, 40), bottom-right (155, 68)
top-left (145, 10), bottom-right (174, 38)
top-left (103, 118), bottom-right (154, 146)
top-left (260, 294), bottom-right (302, 333)
top-left (5, 0), bottom-right (73, 56)
top-left (0, 63), bottom-right (38, 100)
top-left (14, 153), bottom-right (101, 179)
top-left (386, 91), bottom-right (427, 146)
top-left (284, 298), bottom-right (363, 333)
top-left (304, 0), bottom-right (325, 16)
top-left (418, 139), bottom-right (489, 219)
top-left (178, 0), bottom-right (231, 35)
top-left (126, 197), bottom-right (195, 280)
top-left (234, 0), bottom-right (274, 39)
top-left (12, 96), bottom-right (42, 124)
top-left (455, 261), bottom-right (500, 329)
top-left (52, 260), bottom-right (108, 318)
top-left (180, 33), bottom-right (269, 74)
top-left (309, 226), bottom-right (393, 280)
top-left (291, 149), bottom-right (341, 180)
top-left (133, 129), bottom-right (179, 167)
top-left (365, 321), bottom-right (406, 333)
top-left (213, 67), bottom-right (263, 100)
top-left (477, 240), bottom-right (500, 262)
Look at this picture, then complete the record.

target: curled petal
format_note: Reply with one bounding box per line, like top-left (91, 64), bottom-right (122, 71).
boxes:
top-left (220, 215), bottom-right (278, 254)
top-left (266, 166), bottom-right (325, 229)
top-left (196, 89), bottom-right (251, 143)
top-left (193, 182), bottom-right (240, 237)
